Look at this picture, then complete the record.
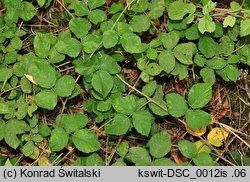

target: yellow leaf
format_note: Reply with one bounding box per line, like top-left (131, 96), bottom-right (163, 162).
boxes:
top-left (29, 146), bottom-right (40, 160)
top-left (38, 156), bottom-right (52, 166)
top-left (186, 126), bottom-right (207, 137)
top-left (207, 127), bottom-right (229, 147)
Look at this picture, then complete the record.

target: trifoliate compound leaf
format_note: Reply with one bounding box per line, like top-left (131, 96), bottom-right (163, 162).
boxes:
top-left (28, 60), bottom-right (57, 89)
top-left (168, 0), bottom-right (196, 20)
top-left (148, 130), bottom-right (172, 158)
top-left (173, 42), bottom-right (196, 65)
top-left (34, 90), bottom-right (57, 110)
top-left (55, 37), bottom-right (81, 57)
top-left (240, 19), bottom-right (250, 37)
top-left (88, 9), bottom-right (107, 24)
top-left (166, 93), bottom-right (188, 117)
top-left (200, 67), bottom-right (215, 85)
top-left (132, 110), bottom-right (153, 137)
top-left (105, 114), bottom-right (131, 135)
top-left (160, 32), bottom-right (180, 50)
top-left (186, 126), bottom-right (207, 137)
top-left (145, 63), bottom-right (163, 76)
top-left (185, 110), bottom-right (212, 130)
top-left (72, 129), bottom-right (100, 153)
top-left (0, 67), bottom-right (13, 81)
top-left (69, 18), bottom-right (91, 39)
top-left (21, 141), bottom-right (34, 157)
top-left (4, 119), bottom-right (30, 149)
top-left (19, 1), bottom-right (36, 21)
top-left (59, 113), bottom-right (88, 133)
top-left (151, 158), bottom-right (176, 166)
top-left (193, 152), bottom-right (215, 166)
top-left (34, 33), bottom-right (53, 58)
top-left (0, 120), bottom-right (5, 141)
top-left (49, 128), bottom-right (69, 152)
top-left (126, 147), bottom-right (151, 166)
top-left (207, 127), bottom-right (229, 147)
top-left (198, 36), bottom-right (216, 58)
top-left (188, 83), bottom-right (212, 109)
top-left (148, 0), bottom-right (165, 19)
top-left (92, 70), bottom-right (114, 98)
top-left (112, 94), bottom-right (136, 114)
top-left (129, 14), bottom-right (151, 33)
top-left (103, 30), bottom-right (119, 49)
top-left (198, 14), bottom-right (216, 34)
top-left (178, 140), bottom-right (197, 159)
top-left (120, 33), bottom-right (142, 54)
top-left (54, 75), bottom-right (76, 97)
top-left (88, 0), bottom-right (105, 9)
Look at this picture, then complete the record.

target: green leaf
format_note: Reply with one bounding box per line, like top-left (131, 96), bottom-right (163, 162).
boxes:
top-left (178, 140), bottom-right (197, 158)
top-left (20, 76), bottom-right (32, 93)
top-left (148, 0), bottom-right (165, 19)
top-left (185, 110), bottom-right (212, 130)
top-left (34, 90), bottom-right (57, 110)
top-left (151, 158), bottom-right (176, 166)
top-left (21, 141), bottom-right (34, 157)
top-left (4, 119), bottom-right (30, 149)
top-left (202, 0), bottom-right (217, 14)
top-left (225, 64), bottom-right (239, 82)
top-left (112, 95), bottom-right (137, 115)
top-left (148, 130), bottom-right (172, 158)
top-left (98, 54), bottom-right (121, 74)
top-left (142, 80), bottom-right (157, 97)
top-left (198, 36), bottom-right (216, 58)
top-left (48, 47), bottom-right (65, 64)
top-left (69, 18), bottom-right (91, 39)
top-left (193, 152), bottom-right (215, 166)
top-left (110, 3), bottom-right (123, 14)
top-left (116, 142), bottom-right (129, 158)
top-left (105, 114), bottom-right (131, 135)
top-left (185, 24), bottom-right (200, 40)
top-left (240, 19), bottom-right (250, 37)
top-left (72, 129), bottom-right (100, 153)
top-left (132, 110), bottom-right (153, 136)
top-left (168, 0), bottom-right (196, 20)
top-left (34, 33), bottom-right (52, 58)
top-left (54, 75), bottom-right (76, 97)
top-left (218, 36), bottom-right (234, 56)
top-left (129, 15), bottom-right (151, 33)
top-left (223, 15), bottom-right (236, 28)
top-left (28, 60), bottom-right (57, 89)
top-left (88, 0), bottom-right (105, 9)
top-left (159, 50), bottom-right (176, 73)
top-left (188, 83), bottom-right (212, 109)
top-left (49, 128), bottom-right (69, 152)
top-left (37, 0), bottom-right (46, 7)
top-left (146, 48), bottom-right (158, 60)
top-left (0, 67), bottom-right (13, 81)
top-left (198, 14), bottom-right (215, 34)
top-left (55, 37), bottom-right (81, 57)
top-left (103, 30), bottom-right (119, 49)
top-left (97, 99), bottom-right (111, 112)
top-left (86, 153), bottom-right (104, 166)
top-left (126, 147), bottom-right (151, 166)
top-left (173, 42), bottom-right (196, 65)
top-left (19, 2), bottom-right (36, 21)
top-left (59, 113), bottom-right (88, 133)
top-left (39, 124), bottom-right (51, 137)
top-left (200, 67), bottom-right (215, 85)
top-left (160, 32), bottom-right (180, 50)
top-left (72, 0), bottom-right (89, 16)
top-left (0, 120), bottom-right (5, 141)
top-left (88, 9), bottom-right (107, 24)
top-left (145, 63), bottom-right (163, 76)
top-left (92, 70), bottom-right (114, 98)
top-left (166, 93), bottom-right (188, 117)
top-left (120, 33), bottom-right (143, 54)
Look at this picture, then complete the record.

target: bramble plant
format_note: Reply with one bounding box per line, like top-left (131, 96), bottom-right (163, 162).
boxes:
top-left (0, 0), bottom-right (249, 166)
